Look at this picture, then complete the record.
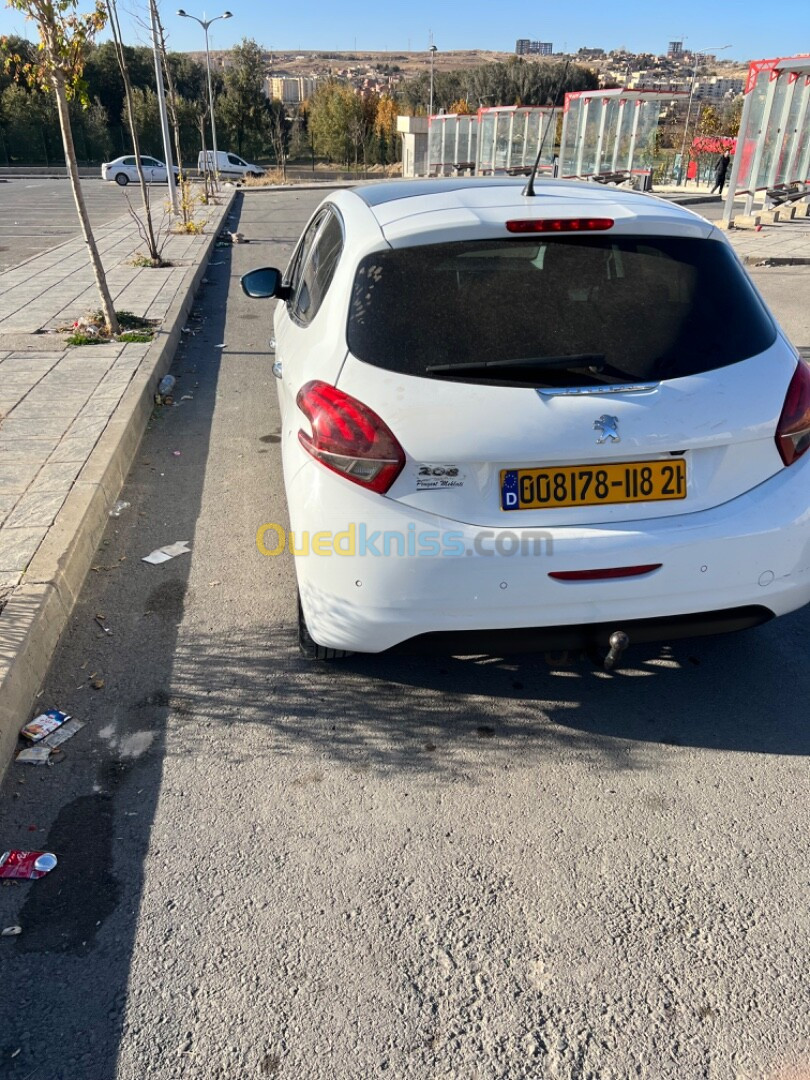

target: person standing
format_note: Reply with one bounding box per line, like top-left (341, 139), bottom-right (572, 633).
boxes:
top-left (710, 150), bottom-right (731, 196)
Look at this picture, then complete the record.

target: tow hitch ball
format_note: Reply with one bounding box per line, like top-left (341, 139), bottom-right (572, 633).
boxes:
top-left (603, 630), bottom-right (630, 672)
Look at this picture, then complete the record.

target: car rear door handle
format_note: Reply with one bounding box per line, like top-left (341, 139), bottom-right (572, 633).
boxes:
top-left (272, 360), bottom-right (283, 379)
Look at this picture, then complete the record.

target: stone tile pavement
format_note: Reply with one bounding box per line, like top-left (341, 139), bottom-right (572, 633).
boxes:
top-left (727, 216), bottom-right (810, 263)
top-left (0, 342), bottom-right (149, 591)
top-left (0, 200), bottom-right (233, 608)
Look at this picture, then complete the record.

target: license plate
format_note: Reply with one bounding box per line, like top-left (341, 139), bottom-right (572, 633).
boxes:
top-left (501, 459), bottom-right (687, 510)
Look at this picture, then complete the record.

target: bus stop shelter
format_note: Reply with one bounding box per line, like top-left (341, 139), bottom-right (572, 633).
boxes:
top-left (475, 106), bottom-right (556, 176)
top-left (559, 89), bottom-right (684, 180)
top-left (723, 55), bottom-right (810, 222)
top-left (426, 114), bottom-right (478, 176)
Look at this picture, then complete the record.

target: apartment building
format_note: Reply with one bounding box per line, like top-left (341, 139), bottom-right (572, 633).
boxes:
top-left (265, 76), bottom-right (318, 104)
top-left (515, 40), bottom-right (553, 56)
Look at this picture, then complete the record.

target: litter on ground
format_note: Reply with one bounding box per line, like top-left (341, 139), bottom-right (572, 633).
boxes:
top-left (16, 746), bottom-right (52, 765)
top-left (0, 851), bottom-right (57, 880)
top-left (142, 541), bottom-right (191, 565)
top-left (20, 710), bottom-right (70, 743)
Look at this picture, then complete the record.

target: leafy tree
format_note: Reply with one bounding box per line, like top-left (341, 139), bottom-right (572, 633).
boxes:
top-left (288, 103), bottom-right (310, 161)
top-left (218, 36), bottom-right (266, 157)
top-left (397, 59), bottom-right (596, 116)
top-left (1, 29), bottom-right (208, 164)
top-left (0, 80), bottom-right (57, 161)
top-left (83, 39), bottom-right (154, 125)
top-left (693, 104), bottom-right (724, 184)
top-left (375, 92), bottom-right (397, 135)
top-left (2, 0), bottom-right (119, 333)
top-left (81, 94), bottom-right (112, 159)
top-left (0, 33), bottom-right (35, 90)
top-left (167, 49), bottom-right (207, 104)
top-left (308, 79), bottom-right (360, 165)
top-left (374, 92), bottom-right (397, 164)
top-left (124, 86), bottom-right (162, 154)
top-left (722, 96), bottom-right (743, 138)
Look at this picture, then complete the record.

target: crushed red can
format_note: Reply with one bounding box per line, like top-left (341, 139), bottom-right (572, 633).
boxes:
top-left (0, 851), bottom-right (57, 880)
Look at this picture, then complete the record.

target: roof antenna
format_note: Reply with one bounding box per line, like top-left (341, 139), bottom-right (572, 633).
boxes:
top-left (524, 58), bottom-right (571, 197)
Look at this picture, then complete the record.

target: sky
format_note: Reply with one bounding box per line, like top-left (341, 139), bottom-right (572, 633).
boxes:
top-left (0, 0), bottom-right (806, 65)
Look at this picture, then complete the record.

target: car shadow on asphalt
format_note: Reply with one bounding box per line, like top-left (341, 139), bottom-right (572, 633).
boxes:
top-left (0, 208), bottom-right (235, 1080)
top-left (151, 596), bottom-right (810, 795)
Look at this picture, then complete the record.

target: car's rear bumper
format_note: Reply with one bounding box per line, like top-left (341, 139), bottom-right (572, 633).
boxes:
top-left (288, 454), bottom-right (810, 653)
top-left (395, 605), bottom-right (773, 654)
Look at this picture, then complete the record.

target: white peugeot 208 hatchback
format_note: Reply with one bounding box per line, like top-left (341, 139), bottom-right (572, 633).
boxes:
top-left (242, 178), bottom-right (810, 662)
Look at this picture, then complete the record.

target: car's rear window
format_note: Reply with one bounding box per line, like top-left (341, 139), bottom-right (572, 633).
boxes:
top-left (346, 236), bottom-right (777, 387)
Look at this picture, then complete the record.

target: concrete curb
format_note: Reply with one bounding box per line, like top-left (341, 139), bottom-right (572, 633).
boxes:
top-left (663, 194), bottom-right (722, 206)
top-left (0, 191), bottom-right (236, 778)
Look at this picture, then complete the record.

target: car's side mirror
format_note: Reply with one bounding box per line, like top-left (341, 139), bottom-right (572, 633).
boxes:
top-left (240, 267), bottom-right (291, 300)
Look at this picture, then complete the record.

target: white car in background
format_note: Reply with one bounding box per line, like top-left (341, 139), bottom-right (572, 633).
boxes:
top-left (101, 155), bottom-right (181, 186)
top-left (241, 178), bottom-right (810, 662)
top-left (198, 150), bottom-right (265, 179)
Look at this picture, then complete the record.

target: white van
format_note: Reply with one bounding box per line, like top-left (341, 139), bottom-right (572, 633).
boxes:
top-left (198, 150), bottom-right (265, 179)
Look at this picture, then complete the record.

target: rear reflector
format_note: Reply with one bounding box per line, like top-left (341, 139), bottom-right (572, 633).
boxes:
top-left (549, 564), bottom-right (662, 582)
top-left (775, 361), bottom-right (810, 466)
top-left (506, 218), bottom-right (615, 234)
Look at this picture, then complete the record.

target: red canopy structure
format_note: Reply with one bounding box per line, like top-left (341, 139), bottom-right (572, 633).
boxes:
top-left (723, 55), bottom-right (810, 220)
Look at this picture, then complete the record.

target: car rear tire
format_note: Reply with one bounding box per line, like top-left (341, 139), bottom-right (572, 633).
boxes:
top-left (115, 173), bottom-right (129, 186)
top-left (298, 593), bottom-right (353, 661)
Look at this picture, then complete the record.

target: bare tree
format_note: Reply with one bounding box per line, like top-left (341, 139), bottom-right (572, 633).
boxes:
top-left (105, 0), bottom-right (164, 265)
top-left (149, 0), bottom-right (183, 174)
top-left (4, 0), bottom-right (119, 334)
top-left (268, 101), bottom-right (288, 180)
top-left (197, 108), bottom-right (212, 202)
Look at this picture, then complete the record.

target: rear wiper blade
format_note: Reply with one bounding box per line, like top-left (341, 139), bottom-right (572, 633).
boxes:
top-left (427, 354), bottom-right (606, 376)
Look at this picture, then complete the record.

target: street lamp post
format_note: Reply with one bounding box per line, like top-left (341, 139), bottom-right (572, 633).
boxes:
top-left (678, 43), bottom-right (731, 185)
top-left (177, 9), bottom-right (232, 180)
top-left (429, 44), bottom-right (437, 117)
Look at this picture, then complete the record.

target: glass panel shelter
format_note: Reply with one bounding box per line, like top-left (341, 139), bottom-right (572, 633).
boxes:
top-left (426, 115), bottom-right (479, 176)
top-left (475, 107), bottom-right (556, 175)
top-left (559, 90), bottom-right (684, 179)
top-left (723, 56), bottom-right (810, 222)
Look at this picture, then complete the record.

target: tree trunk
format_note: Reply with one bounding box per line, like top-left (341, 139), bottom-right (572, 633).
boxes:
top-left (199, 114), bottom-right (211, 202)
top-left (51, 69), bottom-right (119, 335)
top-left (108, 0), bottom-right (161, 263)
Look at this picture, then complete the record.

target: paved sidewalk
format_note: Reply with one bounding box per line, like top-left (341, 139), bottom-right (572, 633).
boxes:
top-left (0, 211), bottom-right (228, 596)
top-left (725, 215), bottom-right (810, 263)
top-left (0, 193), bottom-right (234, 772)
top-left (0, 341), bottom-right (150, 593)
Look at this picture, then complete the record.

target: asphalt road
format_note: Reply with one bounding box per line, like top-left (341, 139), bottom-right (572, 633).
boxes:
top-left (1, 189), bottom-right (809, 1080)
top-left (0, 176), bottom-right (737, 274)
top-left (0, 178), bottom-right (175, 271)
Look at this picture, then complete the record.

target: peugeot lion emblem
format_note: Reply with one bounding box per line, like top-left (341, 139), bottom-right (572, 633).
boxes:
top-left (594, 415), bottom-right (621, 444)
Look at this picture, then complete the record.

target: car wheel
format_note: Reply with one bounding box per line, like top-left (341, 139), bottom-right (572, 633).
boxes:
top-left (115, 172), bottom-right (129, 186)
top-left (297, 593), bottom-right (353, 661)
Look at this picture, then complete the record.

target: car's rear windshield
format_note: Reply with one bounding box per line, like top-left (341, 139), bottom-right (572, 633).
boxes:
top-left (346, 236), bottom-right (777, 387)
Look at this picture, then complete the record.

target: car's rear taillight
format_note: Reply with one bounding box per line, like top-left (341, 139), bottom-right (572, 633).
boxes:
top-left (775, 362), bottom-right (810, 466)
top-left (296, 381), bottom-right (405, 494)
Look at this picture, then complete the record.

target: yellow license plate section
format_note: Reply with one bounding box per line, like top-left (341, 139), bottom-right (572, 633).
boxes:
top-left (500, 459), bottom-right (687, 510)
